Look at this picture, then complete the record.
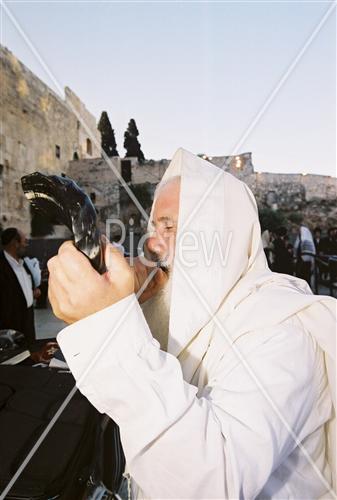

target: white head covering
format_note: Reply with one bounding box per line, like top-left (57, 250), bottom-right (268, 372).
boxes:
top-left (299, 225), bottom-right (316, 256)
top-left (152, 148), bottom-right (336, 488)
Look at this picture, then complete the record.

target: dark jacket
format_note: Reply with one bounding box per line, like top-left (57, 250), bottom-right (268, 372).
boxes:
top-left (273, 237), bottom-right (294, 275)
top-left (320, 237), bottom-right (337, 256)
top-left (0, 250), bottom-right (35, 344)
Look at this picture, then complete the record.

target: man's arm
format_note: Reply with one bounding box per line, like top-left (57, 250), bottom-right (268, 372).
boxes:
top-left (58, 295), bottom-right (321, 499)
top-left (49, 241), bottom-right (326, 498)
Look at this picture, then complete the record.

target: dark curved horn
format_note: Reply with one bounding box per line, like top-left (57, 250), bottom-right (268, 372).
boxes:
top-left (21, 172), bottom-right (105, 273)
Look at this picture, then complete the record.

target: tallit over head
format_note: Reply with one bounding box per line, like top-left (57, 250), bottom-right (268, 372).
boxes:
top-left (151, 148), bottom-right (336, 488)
top-left (299, 225), bottom-right (317, 261)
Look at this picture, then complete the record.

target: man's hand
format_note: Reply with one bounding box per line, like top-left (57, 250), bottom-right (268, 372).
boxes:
top-left (48, 240), bottom-right (134, 324)
top-left (132, 256), bottom-right (168, 304)
top-left (33, 287), bottom-right (41, 299)
top-left (30, 341), bottom-right (59, 363)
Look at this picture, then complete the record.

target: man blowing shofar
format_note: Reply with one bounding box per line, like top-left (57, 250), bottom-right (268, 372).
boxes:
top-left (48, 149), bottom-right (336, 499)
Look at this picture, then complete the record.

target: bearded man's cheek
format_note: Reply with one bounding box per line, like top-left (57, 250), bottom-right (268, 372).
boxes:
top-left (141, 273), bottom-right (172, 351)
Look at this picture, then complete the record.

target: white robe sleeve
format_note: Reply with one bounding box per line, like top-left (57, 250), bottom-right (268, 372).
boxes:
top-left (57, 294), bottom-right (320, 499)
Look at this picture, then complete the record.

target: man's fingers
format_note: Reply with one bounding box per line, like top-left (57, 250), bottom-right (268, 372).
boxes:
top-left (48, 278), bottom-right (76, 324)
top-left (48, 255), bottom-right (73, 288)
top-left (58, 240), bottom-right (75, 254)
top-left (154, 267), bottom-right (168, 287)
top-left (54, 242), bottom-right (96, 282)
top-left (104, 242), bottom-right (128, 274)
top-left (132, 257), bottom-right (151, 293)
top-left (47, 255), bottom-right (57, 273)
top-left (48, 253), bottom-right (77, 322)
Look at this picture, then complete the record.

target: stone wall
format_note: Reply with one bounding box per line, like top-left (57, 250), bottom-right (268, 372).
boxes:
top-left (67, 157), bottom-right (121, 234)
top-left (0, 45), bottom-right (100, 234)
top-left (208, 152), bottom-right (254, 179)
top-left (248, 172), bottom-right (337, 229)
top-left (67, 154), bottom-right (337, 234)
top-left (65, 87), bottom-right (101, 160)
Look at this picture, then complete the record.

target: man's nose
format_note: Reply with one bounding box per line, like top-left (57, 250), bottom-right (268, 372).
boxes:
top-left (147, 233), bottom-right (166, 256)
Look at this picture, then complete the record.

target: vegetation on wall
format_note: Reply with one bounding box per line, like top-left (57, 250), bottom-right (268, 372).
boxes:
top-left (130, 183), bottom-right (153, 209)
top-left (287, 211), bottom-right (304, 225)
top-left (258, 206), bottom-right (305, 233)
top-left (258, 207), bottom-right (288, 232)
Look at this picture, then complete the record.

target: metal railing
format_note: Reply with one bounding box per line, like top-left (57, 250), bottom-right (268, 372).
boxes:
top-left (264, 248), bottom-right (337, 297)
top-left (313, 254), bottom-right (337, 296)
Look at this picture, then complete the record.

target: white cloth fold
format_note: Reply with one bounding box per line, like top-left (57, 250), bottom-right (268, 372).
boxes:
top-left (58, 148), bottom-right (336, 499)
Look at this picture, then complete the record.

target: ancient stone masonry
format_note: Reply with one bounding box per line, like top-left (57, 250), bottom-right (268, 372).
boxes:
top-left (248, 172), bottom-right (337, 229)
top-left (0, 45), bottom-right (101, 233)
top-left (206, 152), bottom-right (254, 179)
top-left (68, 152), bottom-right (336, 236)
top-left (67, 157), bottom-right (121, 235)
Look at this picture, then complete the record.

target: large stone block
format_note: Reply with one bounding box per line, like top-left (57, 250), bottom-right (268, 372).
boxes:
top-left (0, 45), bottom-right (101, 235)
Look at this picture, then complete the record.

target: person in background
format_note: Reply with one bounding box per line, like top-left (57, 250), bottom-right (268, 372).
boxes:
top-left (272, 226), bottom-right (294, 275)
top-left (261, 229), bottom-right (273, 268)
top-left (24, 256), bottom-right (42, 290)
top-left (294, 225), bottom-right (316, 286)
top-left (286, 240), bottom-right (294, 265)
top-left (313, 227), bottom-right (325, 282)
top-left (319, 227), bottom-right (337, 288)
top-left (0, 228), bottom-right (41, 346)
top-left (313, 227), bottom-right (323, 253)
top-left (321, 227), bottom-right (337, 256)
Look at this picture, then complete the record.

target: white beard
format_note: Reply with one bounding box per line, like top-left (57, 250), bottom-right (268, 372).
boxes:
top-left (141, 273), bottom-right (172, 351)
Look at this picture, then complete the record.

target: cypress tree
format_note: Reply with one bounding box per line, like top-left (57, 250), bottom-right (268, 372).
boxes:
top-left (124, 118), bottom-right (145, 163)
top-left (97, 111), bottom-right (119, 157)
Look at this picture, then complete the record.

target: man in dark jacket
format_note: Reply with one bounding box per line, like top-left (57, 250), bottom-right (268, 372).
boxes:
top-left (0, 228), bottom-right (40, 346)
top-left (321, 227), bottom-right (337, 256)
top-left (272, 226), bottom-right (294, 276)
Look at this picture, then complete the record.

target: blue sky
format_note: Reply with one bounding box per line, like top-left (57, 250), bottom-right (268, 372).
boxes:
top-left (1, 1), bottom-right (336, 175)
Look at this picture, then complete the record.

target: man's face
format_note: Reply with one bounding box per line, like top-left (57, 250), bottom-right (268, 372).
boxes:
top-left (140, 178), bottom-right (180, 350)
top-left (15, 231), bottom-right (28, 258)
top-left (146, 177), bottom-right (181, 271)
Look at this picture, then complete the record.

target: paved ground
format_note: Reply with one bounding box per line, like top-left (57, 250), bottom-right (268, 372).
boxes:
top-left (34, 283), bottom-right (333, 341)
top-left (35, 306), bottom-right (67, 339)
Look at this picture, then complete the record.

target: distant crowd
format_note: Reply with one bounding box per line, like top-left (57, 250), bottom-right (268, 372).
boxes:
top-left (262, 225), bottom-right (337, 287)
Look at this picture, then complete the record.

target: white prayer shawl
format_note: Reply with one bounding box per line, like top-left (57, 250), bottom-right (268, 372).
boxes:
top-left (161, 148), bottom-right (336, 494)
top-left (294, 225), bottom-right (316, 263)
top-left (58, 148), bottom-right (336, 499)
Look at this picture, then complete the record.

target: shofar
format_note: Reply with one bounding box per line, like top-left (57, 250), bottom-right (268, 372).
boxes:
top-left (21, 172), bottom-right (105, 274)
